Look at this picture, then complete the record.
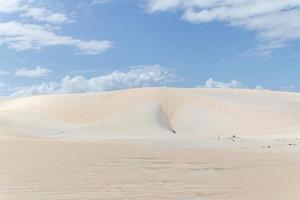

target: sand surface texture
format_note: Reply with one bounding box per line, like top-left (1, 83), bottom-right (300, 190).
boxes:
top-left (1, 88), bottom-right (300, 200)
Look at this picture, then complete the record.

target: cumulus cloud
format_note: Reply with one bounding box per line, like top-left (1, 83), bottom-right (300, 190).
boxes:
top-left (198, 78), bottom-right (264, 90)
top-left (145, 0), bottom-right (300, 55)
top-left (254, 84), bottom-right (265, 90)
top-left (15, 66), bottom-right (52, 78)
top-left (200, 78), bottom-right (246, 89)
top-left (9, 65), bottom-right (175, 97)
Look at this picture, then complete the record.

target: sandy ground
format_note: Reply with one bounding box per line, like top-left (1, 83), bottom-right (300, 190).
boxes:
top-left (1, 88), bottom-right (300, 199)
top-left (1, 138), bottom-right (300, 200)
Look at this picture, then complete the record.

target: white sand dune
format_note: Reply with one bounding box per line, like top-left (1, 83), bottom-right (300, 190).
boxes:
top-left (2, 88), bottom-right (300, 200)
top-left (1, 87), bottom-right (300, 138)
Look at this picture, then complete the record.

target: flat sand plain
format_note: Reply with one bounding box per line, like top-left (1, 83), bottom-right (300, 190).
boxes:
top-left (1, 138), bottom-right (300, 200)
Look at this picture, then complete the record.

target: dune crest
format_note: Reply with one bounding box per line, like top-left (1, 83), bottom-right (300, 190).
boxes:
top-left (1, 87), bottom-right (300, 138)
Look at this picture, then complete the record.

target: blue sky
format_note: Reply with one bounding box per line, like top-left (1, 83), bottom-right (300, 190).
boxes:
top-left (1, 0), bottom-right (300, 96)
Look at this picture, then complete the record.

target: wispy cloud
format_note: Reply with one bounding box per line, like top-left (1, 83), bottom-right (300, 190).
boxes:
top-left (0, 0), bottom-right (69, 24)
top-left (92, 0), bottom-right (112, 5)
top-left (280, 84), bottom-right (298, 92)
top-left (0, 81), bottom-right (5, 88)
top-left (16, 66), bottom-right (52, 78)
top-left (145, 0), bottom-right (300, 55)
top-left (0, 21), bottom-right (113, 54)
top-left (9, 65), bottom-right (175, 97)
top-left (0, 0), bottom-right (113, 54)
top-left (0, 70), bottom-right (9, 76)
top-left (20, 7), bottom-right (69, 24)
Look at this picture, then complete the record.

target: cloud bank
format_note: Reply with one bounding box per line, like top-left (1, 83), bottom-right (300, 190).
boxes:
top-left (145, 0), bottom-right (300, 55)
top-left (9, 65), bottom-right (175, 97)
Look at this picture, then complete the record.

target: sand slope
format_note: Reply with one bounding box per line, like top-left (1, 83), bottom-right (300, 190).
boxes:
top-left (2, 88), bottom-right (300, 200)
top-left (1, 87), bottom-right (300, 138)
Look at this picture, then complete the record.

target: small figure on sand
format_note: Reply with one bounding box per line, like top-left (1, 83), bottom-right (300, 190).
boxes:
top-left (231, 134), bottom-right (238, 142)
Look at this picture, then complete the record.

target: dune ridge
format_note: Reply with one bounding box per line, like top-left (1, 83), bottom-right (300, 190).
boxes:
top-left (2, 88), bottom-right (300, 200)
top-left (1, 87), bottom-right (300, 138)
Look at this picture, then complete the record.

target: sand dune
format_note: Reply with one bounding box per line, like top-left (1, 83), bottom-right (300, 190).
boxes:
top-left (1, 87), bottom-right (300, 138)
top-left (2, 88), bottom-right (300, 200)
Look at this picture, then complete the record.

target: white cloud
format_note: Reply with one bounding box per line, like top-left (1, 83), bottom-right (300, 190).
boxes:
top-left (145, 0), bottom-right (300, 55)
top-left (0, 0), bottom-right (69, 24)
top-left (92, 0), bottom-right (111, 4)
top-left (75, 40), bottom-right (113, 55)
top-left (0, 21), bottom-right (113, 54)
top-left (21, 7), bottom-right (69, 24)
top-left (200, 78), bottom-right (246, 89)
top-left (0, 1), bottom-right (112, 54)
top-left (198, 78), bottom-right (264, 90)
top-left (255, 84), bottom-right (265, 90)
top-left (16, 66), bottom-right (52, 78)
top-left (280, 84), bottom-right (297, 92)
top-left (0, 0), bottom-right (22, 13)
top-left (0, 81), bottom-right (5, 88)
top-left (0, 70), bottom-right (9, 76)
top-left (9, 65), bottom-right (175, 97)
top-left (146, 0), bottom-right (182, 12)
